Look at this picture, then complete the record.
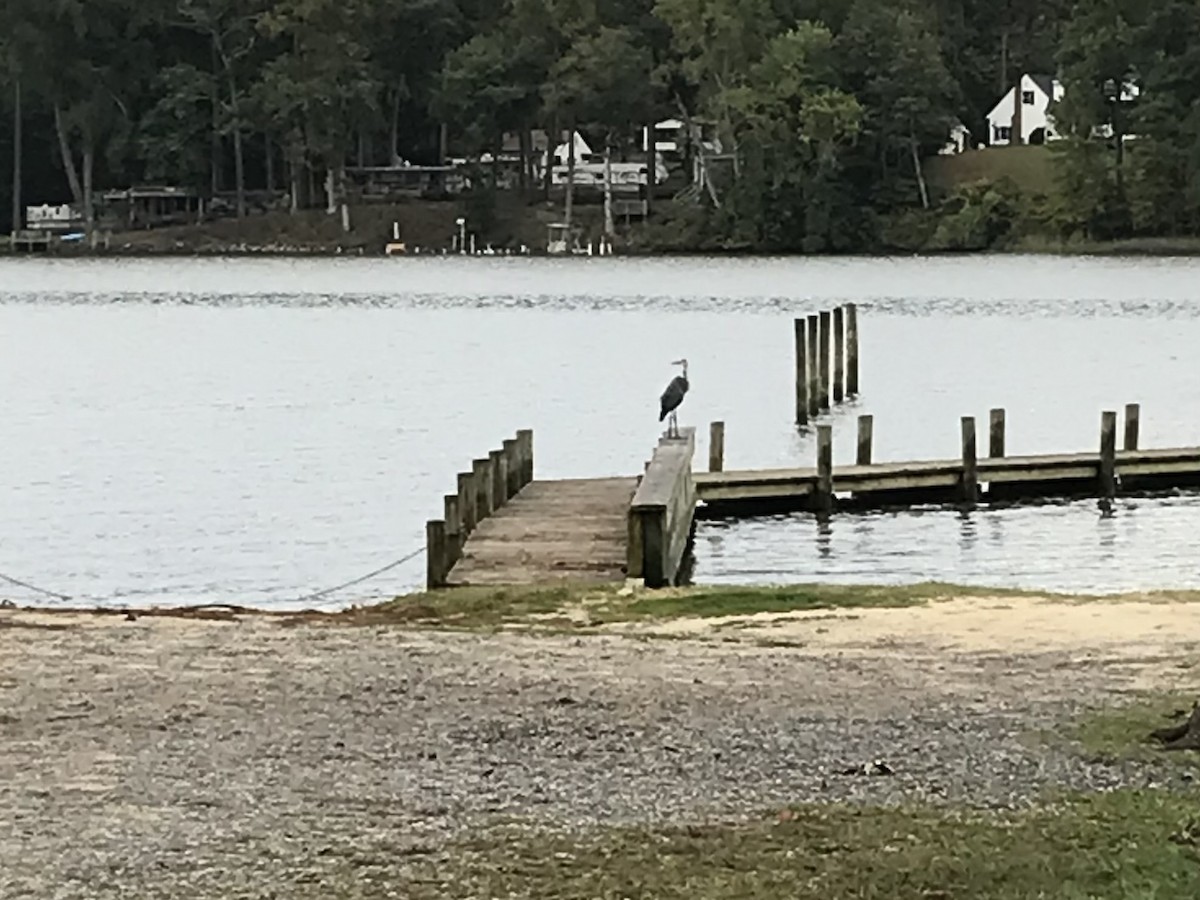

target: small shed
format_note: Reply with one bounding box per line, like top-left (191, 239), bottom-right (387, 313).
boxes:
top-left (102, 186), bottom-right (202, 229)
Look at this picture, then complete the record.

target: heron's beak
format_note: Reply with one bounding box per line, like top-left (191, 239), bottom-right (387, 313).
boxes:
top-left (670, 358), bottom-right (686, 366)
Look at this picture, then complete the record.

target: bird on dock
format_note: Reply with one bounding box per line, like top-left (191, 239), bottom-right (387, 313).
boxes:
top-left (659, 358), bottom-right (689, 438)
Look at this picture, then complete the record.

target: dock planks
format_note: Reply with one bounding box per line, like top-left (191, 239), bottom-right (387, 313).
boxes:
top-left (445, 477), bottom-right (638, 586)
top-left (695, 445), bottom-right (1200, 512)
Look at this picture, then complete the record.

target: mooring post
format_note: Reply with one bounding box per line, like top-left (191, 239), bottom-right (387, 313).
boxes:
top-left (1100, 410), bottom-right (1117, 498)
top-left (815, 424), bottom-right (834, 512)
top-left (473, 457), bottom-right (494, 519)
top-left (833, 305), bottom-right (845, 404)
top-left (516, 428), bottom-right (534, 486)
top-left (489, 448), bottom-right (507, 509)
top-left (502, 437), bottom-right (521, 497)
top-left (457, 471), bottom-right (477, 535)
top-left (818, 310), bottom-right (832, 411)
top-left (426, 519), bottom-right (448, 589)
top-left (444, 495), bottom-right (462, 566)
top-left (794, 318), bottom-right (808, 426)
top-left (709, 421), bottom-right (725, 473)
top-left (806, 314), bottom-right (820, 419)
top-left (845, 302), bottom-right (859, 397)
top-left (989, 408), bottom-right (1006, 458)
top-left (960, 416), bottom-right (978, 504)
top-left (856, 415), bottom-right (873, 465)
top-left (1124, 403), bottom-right (1140, 452)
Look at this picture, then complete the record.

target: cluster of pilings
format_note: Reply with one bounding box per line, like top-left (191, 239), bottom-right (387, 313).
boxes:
top-left (794, 304), bottom-right (859, 426)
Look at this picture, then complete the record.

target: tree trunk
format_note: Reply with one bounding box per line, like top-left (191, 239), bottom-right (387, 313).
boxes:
top-left (543, 117), bottom-right (557, 201)
top-left (338, 165), bottom-right (350, 233)
top-left (518, 127), bottom-right (531, 192)
top-left (1150, 701), bottom-right (1200, 751)
top-left (438, 122), bottom-right (448, 166)
top-left (11, 80), bottom-right (22, 231)
top-left (82, 137), bottom-right (94, 239)
top-left (232, 117), bottom-right (246, 218)
top-left (644, 117), bottom-right (654, 217)
top-left (324, 167), bottom-right (336, 214)
top-left (288, 152), bottom-right (300, 214)
top-left (1010, 73), bottom-right (1024, 145)
top-left (265, 134), bottom-right (276, 193)
top-left (564, 123), bottom-right (576, 232)
top-left (603, 137), bottom-right (614, 238)
top-left (910, 132), bottom-right (929, 209)
top-left (390, 90), bottom-right (402, 164)
top-left (53, 106), bottom-right (84, 206)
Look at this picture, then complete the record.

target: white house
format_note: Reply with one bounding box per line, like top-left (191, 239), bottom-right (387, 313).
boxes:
top-left (986, 74), bottom-right (1065, 146)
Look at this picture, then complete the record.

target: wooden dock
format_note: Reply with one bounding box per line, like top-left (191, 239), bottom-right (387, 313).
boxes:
top-left (426, 429), bottom-right (698, 590)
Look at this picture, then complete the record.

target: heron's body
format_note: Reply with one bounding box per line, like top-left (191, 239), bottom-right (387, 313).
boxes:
top-left (659, 359), bottom-right (689, 437)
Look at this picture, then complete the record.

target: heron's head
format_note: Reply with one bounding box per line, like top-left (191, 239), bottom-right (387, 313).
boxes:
top-left (670, 358), bottom-right (688, 371)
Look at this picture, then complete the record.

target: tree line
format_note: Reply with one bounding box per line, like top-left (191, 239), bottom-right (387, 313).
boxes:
top-left (1, 0), bottom-right (1197, 250)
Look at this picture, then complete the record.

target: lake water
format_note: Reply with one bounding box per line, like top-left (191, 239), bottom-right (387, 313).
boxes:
top-left (4, 253), bottom-right (1200, 608)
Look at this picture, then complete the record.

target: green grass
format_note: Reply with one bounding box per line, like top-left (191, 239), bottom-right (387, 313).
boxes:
top-left (924, 145), bottom-right (1056, 200)
top-left (334, 581), bottom-right (1049, 631)
top-left (398, 791), bottom-right (1200, 899)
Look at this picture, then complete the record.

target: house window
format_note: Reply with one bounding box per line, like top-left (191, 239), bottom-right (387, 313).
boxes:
top-left (1022, 90), bottom-right (1035, 105)
top-left (994, 125), bottom-right (1012, 142)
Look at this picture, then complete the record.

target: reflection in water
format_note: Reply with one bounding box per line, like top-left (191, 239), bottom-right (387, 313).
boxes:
top-left (5, 254), bottom-right (1200, 607)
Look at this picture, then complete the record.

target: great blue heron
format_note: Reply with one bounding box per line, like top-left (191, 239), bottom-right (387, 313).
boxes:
top-left (659, 358), bottom-right (689, 438)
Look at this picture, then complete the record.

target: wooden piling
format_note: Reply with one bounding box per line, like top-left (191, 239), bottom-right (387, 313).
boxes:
top-left (845, 302), bottom-right (859, 397)
top-left (833, 306), bottom-right (845, 404)
top-left (444, 495), bottom-right (462, 565)
top-left (502, 438), bottom-right (521, 497)
top-left (516, 428), bottom-right (534, 486)
top-left (426, 519), bottom-right (448, 589)
top-left (709, 421), bottom-right (725, 473)
top-left (960, 416), bottom-right (978, 504)
top-left (473, 457), bottom-right (494, 519)
top-left (989, 408), bottom-right (1006, 458)
top-left (856, 415), bottom-right (873, 465)
top-left (457, 472), bottom-right (477, 535)
top-left (489, 449), bottom-right (507, 509)
top-left (806, 314), bottom-right (820, 419)
top-left (818, 310), bottom-right (831, 411)
top-left (1099, 410), bottom-right (1117, 497)
top-left (794, 318), bottom-right (808, 425)
top-left (1124, 403), bottom-right (1140, 451)
top-left (815, 424), bottom-right (833, 512)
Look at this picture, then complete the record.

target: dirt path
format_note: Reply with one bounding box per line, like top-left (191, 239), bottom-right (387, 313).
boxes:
top-left (1, 597), bottom-right (1196, 899)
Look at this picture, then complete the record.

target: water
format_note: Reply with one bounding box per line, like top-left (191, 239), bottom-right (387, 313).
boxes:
top-left (4, 253), bottom-right (1200, 608)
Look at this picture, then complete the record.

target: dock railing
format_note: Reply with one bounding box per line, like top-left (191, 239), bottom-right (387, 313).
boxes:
top-left (628, 428), bottom-right (697, 588)
top-left (426, 429), bottom-right (533, 588)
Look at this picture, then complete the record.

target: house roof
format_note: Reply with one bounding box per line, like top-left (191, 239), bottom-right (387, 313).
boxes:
top-left (1030, 74), bottom-right (1056, 99)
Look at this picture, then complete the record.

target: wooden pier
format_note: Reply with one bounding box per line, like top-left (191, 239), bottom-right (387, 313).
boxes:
top-left (697, 405), bottom-right (1200, 516)
top-left (426, 429), bottom-right (698, 589)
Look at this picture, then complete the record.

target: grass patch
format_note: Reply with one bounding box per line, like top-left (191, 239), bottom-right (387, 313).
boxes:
top-left (342, 581), bottom-right (1041, 630)
top-left (1069, 693), bottom-right (1200, 765)
top-left (400, 791), bottom-right (1200, 899)
top-left (924, 145), bottom-right (1056, 201)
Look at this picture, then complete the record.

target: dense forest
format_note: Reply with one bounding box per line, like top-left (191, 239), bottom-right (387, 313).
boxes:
top-left (1, 0), bottom-right (1198, 251)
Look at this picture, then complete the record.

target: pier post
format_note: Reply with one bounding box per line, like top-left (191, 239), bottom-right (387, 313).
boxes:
top-left (473, 458), bottom-right (494, 519)
top-left (806, 314), bottom-right (820, 419)
top-left (709, 421), bottom-right (725, 473)
top-left (1099, 411), bottom-right (1117, 498)
top-left (1124, 403), bottom-right (1140, 451)
top-left (815, 424), bottom-right (834, 512)
top-left (856, 415), bottom-right (873, 465)
top-left (833, 306), bottom-right (845, 404)
top-left (502, 438), bottom-right (521, 497)
top-left (426, 519), bottom-right (448, 589)
top-left (960, 416), bottom-right (978, 504)
top-left (794, 318), bottom-right (808, 425)
top-left (457, 472), bottom-right (477, 535)
top-left (489, 449), bottom-right (507, 509)
top-left (818, 310), bottom-right (832, 411)
top-left (845, 302), bottom-right (859, 397)
top-left (516, 429), bottom-right (534, 486)
top-left (444, 495), bottom-right (462, 566)
top-left (989, 408), bottom-right (1006, 458)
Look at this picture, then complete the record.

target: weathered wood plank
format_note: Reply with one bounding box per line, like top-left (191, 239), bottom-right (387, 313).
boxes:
top-left (631, 428), bottom-right (696, 588)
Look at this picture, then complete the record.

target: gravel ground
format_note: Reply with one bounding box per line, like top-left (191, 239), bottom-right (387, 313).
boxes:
top-left (0, 606), bottom-right (1194, 899)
